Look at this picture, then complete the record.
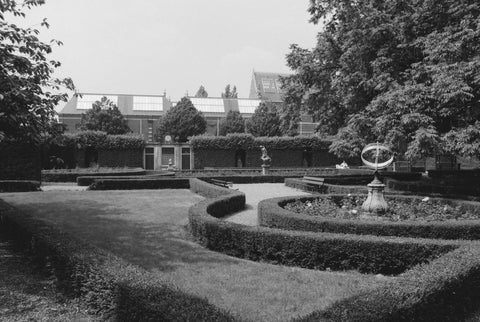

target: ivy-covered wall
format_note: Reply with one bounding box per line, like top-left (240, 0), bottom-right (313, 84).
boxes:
top-left (190, 134), bottom-right (344, 169)
top-left (0, 141), bottom-right (41, 180)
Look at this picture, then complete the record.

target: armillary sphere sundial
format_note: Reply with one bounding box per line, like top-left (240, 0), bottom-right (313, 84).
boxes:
top-left (360, 142), bottom-right (394, 213)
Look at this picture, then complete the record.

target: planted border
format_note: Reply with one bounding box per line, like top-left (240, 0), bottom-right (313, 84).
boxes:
top-left (259, 194), bottom-right (480, 240)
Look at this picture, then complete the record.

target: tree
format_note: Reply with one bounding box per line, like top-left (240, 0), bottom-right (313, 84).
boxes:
top-left (155, 97), bottom-right (206, 142)
top-left (79, 96), bottom-right (130, 134)
top-left (195, 85), bottom-right (208, 98)
top-left (246, 101), bottom-right (282, 137)
top-left (221, 84), bottom-right (238, 98)
top-left (283, 0), bottom-right (480, 160)
top-left (219, 110), bottom-right (245, 136)
top-left (0, 0), bottom-right (74, 143)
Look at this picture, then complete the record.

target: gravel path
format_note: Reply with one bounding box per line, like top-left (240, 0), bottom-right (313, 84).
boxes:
top-left (223, 183), bottom-right (311, 226)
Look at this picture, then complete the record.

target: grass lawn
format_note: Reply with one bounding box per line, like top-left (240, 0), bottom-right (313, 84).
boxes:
top-left (1, 190), bottom-right (393, 321)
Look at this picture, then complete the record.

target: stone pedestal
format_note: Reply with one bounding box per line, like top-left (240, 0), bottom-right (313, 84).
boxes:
top-left (261, 164), bottom-right (270, 175)
top-left (362, 173), bottom-right (388, 213)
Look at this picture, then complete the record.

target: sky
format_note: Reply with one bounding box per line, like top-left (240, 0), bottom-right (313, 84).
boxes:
top-left (15, 0), bottom-right (320, 101)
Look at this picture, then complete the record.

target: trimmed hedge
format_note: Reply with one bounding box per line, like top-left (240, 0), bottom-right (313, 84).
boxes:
top-left (300, 245), bottom-right (480, 322)
top-left (0, 141), bottom-right (41, 180)
top-left (0, 180), bottom-right (41, 192)
top-left (0, 200), bottom-right (238, 321)
top-left (259, 194), bottom-right (480, 240)
top-left (77, 172), bottom-right (175, 186)
top-left (386, 178), bottom-right (480, 198)
top-left (88, 178), bottom-right (190, 190)
top-left (188, 179), bottom-right (458, 275)
top-left (42, 168), bottom-right (146, 182)
top-left (190, 133), bottom-right (331, 150)
top-left (62, 131), bottom-right (145, 150)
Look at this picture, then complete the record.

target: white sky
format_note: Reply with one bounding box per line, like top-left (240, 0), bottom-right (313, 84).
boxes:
top-left (15, 0), bottom-right (320, 100)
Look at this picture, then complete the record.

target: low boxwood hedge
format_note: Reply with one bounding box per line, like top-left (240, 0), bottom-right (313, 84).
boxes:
top-left (0, 180), bottom-right (41, 192)
top-left (299, 244), bottom-right (480, 322)
top-left (386, 178), bottom-right (480, 198)
top-left (187, 179), bottom-right (458, 275)
top-left (0, 199), bottom-right (239, 321)
top-left (77, 172), bottom-right (175, 186)
top-left (42, 168), bottom-right (146, 182)
top-left (259, 195), bottom-right (480, 240)
top-left (88, 178), bottom-right (190, 190)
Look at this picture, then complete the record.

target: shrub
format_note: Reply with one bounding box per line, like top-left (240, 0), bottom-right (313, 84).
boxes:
top-left (42, 168), bottom-right (146, 182)
top-left (77, 172), bottom-right (174, 186)
top-left (0, 180), bottom-right (40, 192)
top-left (89, 178), bottom-right (190, 190)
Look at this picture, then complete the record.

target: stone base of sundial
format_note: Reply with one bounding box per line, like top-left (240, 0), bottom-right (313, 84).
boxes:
top-left (362, 173), bottom-right (388, 213)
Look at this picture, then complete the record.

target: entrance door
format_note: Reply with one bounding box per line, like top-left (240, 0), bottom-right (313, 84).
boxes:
top-left (161, 147), bottom-right (175, 167)
top-left (181, 147), bottom-right (190, 170)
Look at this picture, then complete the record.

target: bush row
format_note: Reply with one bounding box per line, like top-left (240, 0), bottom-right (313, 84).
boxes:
top-left (187, 179), bottom-right (457, 275)
top-left (60, 131), bottom-right (145, 150)
top-left (77, 172), bottom-right (175, 186)
top-left (42, 168), bottom-right (146, 182)
top-left (189, 133), bottom-right (331, 150)
top-left (300, 244), bottom-right (480, 322)
top-left (259, 195), bottom-right (480, 240)
top-left (88, 178), bottom-right (190, 190)
top-left (386, 178), bottom-right (480, 198)
top-left (0, 180), bottom-right (41, 192)
top-left (0, 200), bottom-right (239, 321)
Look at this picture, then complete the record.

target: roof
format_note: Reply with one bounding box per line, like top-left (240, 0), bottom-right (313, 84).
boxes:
top-left (249, 71), bottom-right (290, 102)
top-left (59, 93), bottom-right (262, 117)
top-left (59, 93), bottom-right (170, 116)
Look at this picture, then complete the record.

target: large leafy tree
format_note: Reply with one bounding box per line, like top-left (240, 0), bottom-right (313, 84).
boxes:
top-left (221, 84), bottom-right (238, 98)
top-left (219, 110), bottom-right (245, 136)
top-left (155, 97), bottom-right (207, 142)
top-left (79, 96), bottom-right (130, 134)
top-left (0, 0), bottom-right (74, 143)
top-left (283, 0), bottom-right (480, 160)
top-left (246, 101), bottom-right (282, 137)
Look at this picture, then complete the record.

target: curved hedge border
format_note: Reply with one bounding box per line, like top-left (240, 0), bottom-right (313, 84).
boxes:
top-left (88, 178), bottom-right (190, 190)
top-left (189, 134), bottom-right (331, 150)
top-left (259, 194), bottom-right (480, 240)
top-left (188, 179), bottom-right (457, 275)
top-left (0, 200), bottom-right (238, 321)
top-left (77, 172), bottom-right (175, 186)
top-left (188, 179), bottom-right (480, 321)
top-left (0, 180), bottom-right (41, 192)
top-left (42, 168), bottom-right (146, 182)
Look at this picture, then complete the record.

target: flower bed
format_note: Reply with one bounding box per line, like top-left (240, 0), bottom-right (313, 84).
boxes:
top-left (285, 195), bottom-right (480, 222)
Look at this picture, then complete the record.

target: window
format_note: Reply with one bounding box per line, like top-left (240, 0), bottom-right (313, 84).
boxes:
top-left (147, 120), bottom-right (154, 142)
top-left (261, 79), bottom-right (276, 93)
top-left (238, 99), bottom-right (261, 114)
top-left (190, 98), bottom-right (225, 113)
top-left (133, 96), bottom-right (163, 111)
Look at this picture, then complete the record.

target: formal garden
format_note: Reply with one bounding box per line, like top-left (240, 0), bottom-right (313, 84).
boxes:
top-left (2, 0), bottom-right (480, 321)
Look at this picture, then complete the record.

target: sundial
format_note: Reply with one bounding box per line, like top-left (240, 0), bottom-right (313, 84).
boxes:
top-left (360, 142), bottom-right (393, 213)
top-left (360, 143), bottom-right (394, 171)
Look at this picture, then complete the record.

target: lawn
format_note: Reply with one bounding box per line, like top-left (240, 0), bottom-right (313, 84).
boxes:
top-left (0, 189), bottom-right (392, 321)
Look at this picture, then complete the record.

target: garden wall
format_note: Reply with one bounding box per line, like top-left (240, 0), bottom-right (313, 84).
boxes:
top-left (0, 141), bottom-right (41, 180)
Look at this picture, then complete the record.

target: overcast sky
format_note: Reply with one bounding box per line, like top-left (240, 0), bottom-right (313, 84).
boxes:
top-left (17, 0), bottom-right (319, 100)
